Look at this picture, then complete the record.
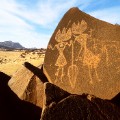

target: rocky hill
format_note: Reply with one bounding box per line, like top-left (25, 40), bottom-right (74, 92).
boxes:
top-left (0, 41), bottom-right (25, 49)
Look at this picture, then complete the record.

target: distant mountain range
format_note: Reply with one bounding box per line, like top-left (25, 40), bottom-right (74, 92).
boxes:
top-left (0, 41), bottom-right (25, 49)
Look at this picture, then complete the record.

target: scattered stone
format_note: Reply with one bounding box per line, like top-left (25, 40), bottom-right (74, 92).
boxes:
top-left (43, 7), bottom-right (120, 99)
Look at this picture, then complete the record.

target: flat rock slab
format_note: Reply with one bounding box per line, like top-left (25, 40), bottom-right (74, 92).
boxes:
top-left (43, 7), bottom-right (120, 99)
top-left (8, 64), bottom-right (44, 108)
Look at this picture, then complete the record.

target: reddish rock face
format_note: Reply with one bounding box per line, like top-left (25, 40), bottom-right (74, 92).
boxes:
top-left (43, 7), bottom-right (120, 99)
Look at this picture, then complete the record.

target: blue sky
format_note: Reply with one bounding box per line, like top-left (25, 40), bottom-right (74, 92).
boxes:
top-left (0, 0), bottom-right (120, 48)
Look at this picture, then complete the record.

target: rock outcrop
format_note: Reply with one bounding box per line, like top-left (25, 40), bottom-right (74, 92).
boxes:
top-left (41, 82), bottom-right (120, 120)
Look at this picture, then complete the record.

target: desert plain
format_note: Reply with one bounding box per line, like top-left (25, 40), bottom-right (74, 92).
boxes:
top-left (0, 49), bottom-right (45, 76)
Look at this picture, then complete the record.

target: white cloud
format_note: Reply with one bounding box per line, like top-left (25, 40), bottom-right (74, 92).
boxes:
top-left (4, 0), bottom-right (92, 27)
top-left (15, 0), bottom-right (78, 26)
top-left (0, 0), bottom-right (81, 48)
top-left (0, 0), bottom-right (51, 48)
top-left (0, 9), bottom-right (32, 29)
top-left (89, 6), bottom-right (120, 24)
top-left (78, 0), bottom-right (93, 10)
top-left (0, 0), bottom-right (120, 48)
top-left (0, 28), bottom-right (51, 48)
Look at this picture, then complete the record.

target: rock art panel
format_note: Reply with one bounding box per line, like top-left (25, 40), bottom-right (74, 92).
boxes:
top-left (43, 7), bottom-right (120, 99)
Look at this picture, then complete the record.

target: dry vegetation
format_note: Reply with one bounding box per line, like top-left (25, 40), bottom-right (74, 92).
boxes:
top-left (0, 49), bottom-right (45, 76)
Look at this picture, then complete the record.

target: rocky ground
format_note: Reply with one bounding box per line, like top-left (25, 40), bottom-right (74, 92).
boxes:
top-left (0, 49), bottom-right (45, 76)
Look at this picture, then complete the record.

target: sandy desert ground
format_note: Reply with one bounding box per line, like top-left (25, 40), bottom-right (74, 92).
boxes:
top-left (0, 50), bottom-right (45, 76)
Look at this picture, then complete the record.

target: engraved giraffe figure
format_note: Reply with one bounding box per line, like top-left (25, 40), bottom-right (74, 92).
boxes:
top-left (48, 28), bottom-right (71, 83)
top-left (72, 20), bottom-right (101, 84)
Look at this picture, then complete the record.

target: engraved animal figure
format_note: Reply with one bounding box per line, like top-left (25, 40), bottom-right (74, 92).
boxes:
top-left (48, 28), bottom-right (71, 83)
top-left (83, 48), bottom-right (101, 84)
top-left (72, 20), bottom-right (101, 84)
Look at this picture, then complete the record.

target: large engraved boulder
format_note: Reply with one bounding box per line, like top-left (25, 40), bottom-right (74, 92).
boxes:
top-left (43, 7), bottom-right (120, 99)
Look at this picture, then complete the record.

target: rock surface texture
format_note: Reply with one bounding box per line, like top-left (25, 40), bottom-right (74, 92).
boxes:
top-left (8, 62), bottom-right (44, 108)
top-left (43, 7), bottom-right (120, 99)
top-left (41, 83), bottom-right (120, 120)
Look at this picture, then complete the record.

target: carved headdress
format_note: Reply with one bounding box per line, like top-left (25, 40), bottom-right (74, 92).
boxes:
top-left (72, 20), bottom-right (87, 35)
top-left (55, 28), bottom-right (72, 42)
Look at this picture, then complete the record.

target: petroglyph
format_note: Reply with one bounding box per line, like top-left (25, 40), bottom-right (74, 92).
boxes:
top-left (67, 40), bottom-right (78, 89)
top-left (48, 19), bottom-right (120, 87)
top-left (44, 8), bottom-right (120, 99)
top-left (101, 44), bottom-right (109, 66)
top-left (71, 20), bottom-right (101, 84)
top-left (50, 20), bottom-right (103, 85)
top-left (48, 28), bottom-right (72, 83)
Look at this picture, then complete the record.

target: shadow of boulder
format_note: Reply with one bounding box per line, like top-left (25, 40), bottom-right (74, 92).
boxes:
top-left (111, 92), bottom-right (120, 108)
top-left (0, 72), bottom-right (41, 120)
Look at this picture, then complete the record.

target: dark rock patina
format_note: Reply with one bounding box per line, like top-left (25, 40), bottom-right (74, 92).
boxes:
top-left (41, 82), bottom-right (120, 120)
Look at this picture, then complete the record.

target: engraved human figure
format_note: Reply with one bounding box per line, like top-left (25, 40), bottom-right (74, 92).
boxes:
top-left (54, 42), bottom-right (67, 82)
top-left (72, 20), bottom-right (87, 59)
top-left (72, 20), bottom-right (101, 84)
top-left (48, 28), bottom-right (71, 83)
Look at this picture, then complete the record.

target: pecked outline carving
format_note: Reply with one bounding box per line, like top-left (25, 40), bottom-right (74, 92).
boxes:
top-left (47, 19), bottom-right (120, 87)
top-left (48, 27), bottom-right (72, 83)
